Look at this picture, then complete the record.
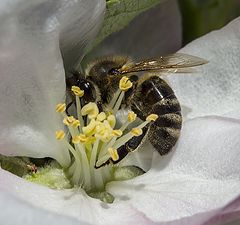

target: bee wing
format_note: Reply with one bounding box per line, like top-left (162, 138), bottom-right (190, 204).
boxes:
top-left (119, 53), bottom-right (208, 74)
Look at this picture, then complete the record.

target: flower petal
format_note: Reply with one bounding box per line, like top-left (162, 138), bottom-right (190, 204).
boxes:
top-left (0, 0), bottom-right (105, 166)
top-left (1, 116), bottom-right (239, 225)
top-left (0, 168), bottom-right (155, 225)
top-left (166, 17), bottom-right (240, 119)
top-left (0, 192), bottom-right (88, 225)
top-left (107, 116), bottom-right (240, 223)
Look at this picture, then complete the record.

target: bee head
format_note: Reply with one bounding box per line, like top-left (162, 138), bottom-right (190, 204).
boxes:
top-left (85, 55), bottom-right (132, 78)
top-left (67, 71), bottom-right (99, 103)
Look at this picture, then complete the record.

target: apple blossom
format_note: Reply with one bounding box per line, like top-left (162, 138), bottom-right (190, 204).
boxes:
top-left (0, 1), bottom-right (240, 225)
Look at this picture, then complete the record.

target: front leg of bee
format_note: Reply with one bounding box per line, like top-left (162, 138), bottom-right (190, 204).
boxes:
top-left (95, 126), bottom-right (149, 168)
top-left (130, 75), bottom-right (182, 155)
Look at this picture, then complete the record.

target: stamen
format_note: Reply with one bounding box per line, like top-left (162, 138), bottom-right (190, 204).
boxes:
top-left (131, 128), bottom-right (143, 136)
top-left (108, 148), bottom-right (119, 161)
top-left (107, 115), bottom-right (116, 128)
top-left (81, 102), bottom-right (99, 119)
top-left (97, 112), bottom-right (106, 121)
top-left (72, 136), bottom-right (81, 144)
top-left (53, 77), bottom-right (151, 196)
top-left (82, 119), bottom-right (96, 136)
top-left (72, 119), bottom-right (80, 128)
top-left (71, 86), bottom-right (84, 97)
top-left (112, 129), bottom-right (123, 137)
top-left (55, 130), bottom-right (65, 140)
top-left (63, 116), bottom-right (75, 125)
top-left (146, 114), bottom-right (158, 121)
top-left (119, 76), bottom-right (133, 91)
top-left (128, 111), bottom-right (137, 122)
top-left (95, 121), bottom-right (113, 142)
top-left (56, 103), bottom-right (66, 113)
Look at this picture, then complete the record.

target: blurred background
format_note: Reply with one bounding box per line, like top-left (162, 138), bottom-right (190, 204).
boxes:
top-left (84, 0), bottom-right (240, 64)
top-left (179, 0), bottom-right (240, 44)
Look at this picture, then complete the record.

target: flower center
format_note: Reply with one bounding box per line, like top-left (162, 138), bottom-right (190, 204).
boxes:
top-left (55, 76), bottom-right (158, 194)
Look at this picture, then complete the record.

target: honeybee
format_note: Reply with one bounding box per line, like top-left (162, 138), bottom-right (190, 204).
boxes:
top-left (67, 53), bottom-right (208, 167)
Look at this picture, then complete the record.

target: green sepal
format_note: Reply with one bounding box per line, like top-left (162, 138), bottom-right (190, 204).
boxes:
top-left (24, 163), bottom-right (72, 190)
top-left (88, 190), bottom-right (115, 203)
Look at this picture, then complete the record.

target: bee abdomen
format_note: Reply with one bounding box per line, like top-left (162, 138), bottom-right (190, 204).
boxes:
top-left (148, 126), bottom-right (181, 155)
top-left (149, 96), bottom-right (182, 155)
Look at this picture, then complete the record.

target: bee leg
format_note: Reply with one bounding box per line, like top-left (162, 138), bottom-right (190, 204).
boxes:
top-left (97, 101), bottom-right (103, 112)
top-left (94, 159), bottom-right (111, 169)
top-left (95, 127), bottom-right (149, 168)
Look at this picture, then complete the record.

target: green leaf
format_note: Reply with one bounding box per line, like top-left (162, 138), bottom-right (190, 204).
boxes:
top-left (88, 0), bottom-right (164, 51)
top-left (0, 155), bottom-right (32, 177)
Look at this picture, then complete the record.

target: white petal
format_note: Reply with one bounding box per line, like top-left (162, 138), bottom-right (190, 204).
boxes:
top-left (1, 116), bottom-right (239, 225)
top-left (0, 168), bottom-right (151, 225)
top-left (0, 192), bottom-right (88, 225)
top-left (0, 0), bottom-right (105, 165)
top-left (166, 17), bottom-right (240, 119)
top-left (107, 117), bottom-right (240, 223)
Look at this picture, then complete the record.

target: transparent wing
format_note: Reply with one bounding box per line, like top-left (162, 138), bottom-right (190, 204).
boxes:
top-left (119, 53), bottom-right (208, 74)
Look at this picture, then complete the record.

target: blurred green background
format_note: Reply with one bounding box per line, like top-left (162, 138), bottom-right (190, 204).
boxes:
top-left (178, 0), bottom-right (240, 44)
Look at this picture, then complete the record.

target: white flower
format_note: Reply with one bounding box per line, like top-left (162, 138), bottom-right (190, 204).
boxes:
top-left (0, 1), bottom-right (240, 225)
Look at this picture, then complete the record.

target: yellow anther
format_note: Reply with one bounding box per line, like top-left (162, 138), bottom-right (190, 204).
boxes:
top-left (131, 128), bottom-right (143, 136)
top-left (56, 103), bottom-right (66, 113)
top-left (107, 115), bottom-right (116, 128)
top-left (82, 119), bottom-right (96, 136)
top-left (63, 116), bottom-right (80, 128)
top-left (146, 114), bottom-right (158, 122)
top-left (72, 119), bottom-right (80, 128)
top-left (108, 148), bottom-right (119, 161)
top-left (95, 122), bottom-right (106, 135)
top-left (97, 112), bottom-right (106, 121)
top-left (72, 136), bottom-right (81, 144)
top-left (119, 76), bottom-right (133, 91)
top-left (78, 134), bottom-right (88, 143)
top-left (86, 136), bottom-right (96, 144)
top-left (128, 111), bottom-right (137, 122)
top-left (112, 129), bottom-right (123, 137)
top-left (71, 86), bottom-right (84, 97)
top-left (55, 130), bottom-right (65, 140)
top-left (78, 134), bottom-right (96, 144)
top-left (63, 116), bottom-right (75, 126)
top-left (81, 102), bottom-right (99, 119)
top-left (95, 121), bottom-right (113, 142)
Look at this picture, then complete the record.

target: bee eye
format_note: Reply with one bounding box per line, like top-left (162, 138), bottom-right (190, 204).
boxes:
top-left (109, 68), bottom-right (120, 75)
top-left (79, 81), bottom-right (91, 91)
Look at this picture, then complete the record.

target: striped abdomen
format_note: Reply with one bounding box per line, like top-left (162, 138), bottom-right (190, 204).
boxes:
top-left (132, 75), bottom-right (182, 155)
